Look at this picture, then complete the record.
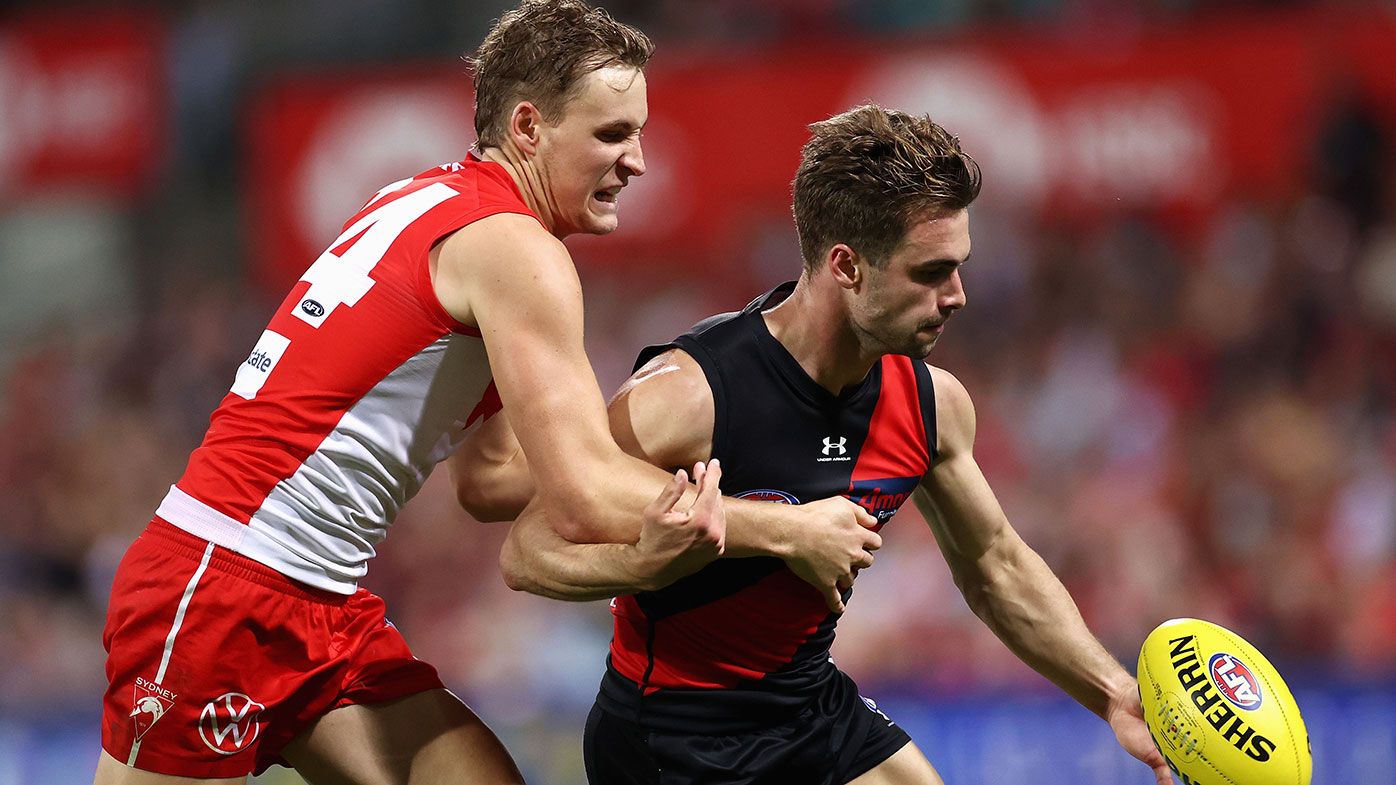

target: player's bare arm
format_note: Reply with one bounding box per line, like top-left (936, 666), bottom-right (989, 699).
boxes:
top-left (450, 409), bottom-right (531, 524)
top-left (464, 348), bottom-right (880, 611)
top-left (494, 350), bottom-right (722, 599)
top-left (431, 213), bottom-right (721, 546)
top-left (430, 219), bottom-right (754, 596)
top-left (450, 349), bottom-right (710, 525)
top-left (914, 364), bottom-right (1173, 785)
top-left (501, 460), bottom-right (726, 601)
top-left (433, 213), bottom-right (637, 518)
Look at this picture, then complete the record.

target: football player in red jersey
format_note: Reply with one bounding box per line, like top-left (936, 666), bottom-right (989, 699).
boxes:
top-left (95, 2), bottom-right (880, 784)
top-left (457, 105), bottom-right (1174, 785)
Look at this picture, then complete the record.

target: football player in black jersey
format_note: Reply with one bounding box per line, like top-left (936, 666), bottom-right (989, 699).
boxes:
top-left (456, 104), bottom-right (1173, 785)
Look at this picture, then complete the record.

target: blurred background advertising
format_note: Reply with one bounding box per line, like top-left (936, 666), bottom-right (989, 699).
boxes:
top-left (3, 1), bottom-right (1396, 783)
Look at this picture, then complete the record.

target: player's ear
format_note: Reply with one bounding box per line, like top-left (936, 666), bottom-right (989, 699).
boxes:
top-left (507, 101), bottom-right (544, 155)
top-left (827, 243), bottom-right (861, 290)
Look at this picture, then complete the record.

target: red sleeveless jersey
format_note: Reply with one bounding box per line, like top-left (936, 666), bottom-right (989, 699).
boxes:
top-left (157, 156), bottom-right (538, 593)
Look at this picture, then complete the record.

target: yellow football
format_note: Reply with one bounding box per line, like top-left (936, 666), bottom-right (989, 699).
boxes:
top-left (1137, 618), bottom-right (1311, 785)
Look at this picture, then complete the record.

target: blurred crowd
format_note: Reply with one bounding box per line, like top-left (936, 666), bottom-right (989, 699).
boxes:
top-left (2, 0), bottom-right (1395, 761)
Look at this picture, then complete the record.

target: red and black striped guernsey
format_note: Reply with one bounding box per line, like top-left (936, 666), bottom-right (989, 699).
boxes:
top-left (597, 282), bottom-right (938, 734)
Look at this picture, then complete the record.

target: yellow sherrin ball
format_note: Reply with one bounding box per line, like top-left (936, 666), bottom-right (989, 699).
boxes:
top-left (1137, 618), bottom-right (1311, 785)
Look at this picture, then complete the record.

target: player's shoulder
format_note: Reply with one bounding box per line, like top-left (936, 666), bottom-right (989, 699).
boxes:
top-left (923, 363), bottom-right (971, 405)
top-left (407, 156), bottom-right (507, 193)
top-left (430, 209), bottom-right (574, 330)
top-left (404, 156), bottom-right (542, 227)
top-left (438, 210), bottom-right (569, 274)
top-left (610, 347), bottom-right (715, 466)
top-left (923, 362), bottom-right (976, 450)
top-left (687, 308), bottom-right (747, 339)
top-left (617, 348), bottom-right (712, 410)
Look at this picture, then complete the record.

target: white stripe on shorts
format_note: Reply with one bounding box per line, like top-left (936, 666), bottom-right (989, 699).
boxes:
top-left (127, 541), bottom-right (215, 767)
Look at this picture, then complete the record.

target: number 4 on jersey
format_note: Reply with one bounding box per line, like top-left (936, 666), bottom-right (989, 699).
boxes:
top-left (230, 182), bottom-right (457, 400)
top-left (294, 182), bottom-right (457, 328)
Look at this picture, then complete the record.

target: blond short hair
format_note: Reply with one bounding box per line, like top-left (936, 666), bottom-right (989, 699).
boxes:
top-left (468, 0), bottom-right (653, 147)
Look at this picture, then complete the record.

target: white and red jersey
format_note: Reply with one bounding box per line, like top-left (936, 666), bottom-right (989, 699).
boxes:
top-left (156, 155), bottom-right (537, 594)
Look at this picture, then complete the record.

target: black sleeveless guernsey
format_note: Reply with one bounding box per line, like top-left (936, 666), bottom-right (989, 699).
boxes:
top-left (596, 282), bottom-right (939, 734)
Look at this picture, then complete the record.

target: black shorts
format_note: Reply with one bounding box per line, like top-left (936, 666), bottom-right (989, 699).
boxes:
top-left (583, 670), bottom-right (911, 785)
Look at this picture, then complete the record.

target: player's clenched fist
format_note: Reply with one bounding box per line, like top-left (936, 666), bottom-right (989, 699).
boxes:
top-left (632, 460), bottom-right (726, 591)
top-left (784, 497), bottom-right (880, 613)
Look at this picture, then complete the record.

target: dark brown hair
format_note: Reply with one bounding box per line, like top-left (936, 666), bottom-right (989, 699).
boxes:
top-left (468, 0), bottom-right (654, 147)
top-left (793, 104), bottom-right (981, 271)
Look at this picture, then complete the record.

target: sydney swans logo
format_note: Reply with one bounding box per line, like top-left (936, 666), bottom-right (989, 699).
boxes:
top-left (130, 677), bottom-right (177, 741)
top-left (199, 692), bottom-right (265, 755)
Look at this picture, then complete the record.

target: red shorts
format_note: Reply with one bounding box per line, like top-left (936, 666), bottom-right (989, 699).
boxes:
top-left (101, 518), bottom-right (445, 778)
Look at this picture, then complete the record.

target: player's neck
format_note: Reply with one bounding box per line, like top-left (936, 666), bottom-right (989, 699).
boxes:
top-left (477, 145), bottom-right (566, 238)
top-left (762, 276), bottom-right (880, 396)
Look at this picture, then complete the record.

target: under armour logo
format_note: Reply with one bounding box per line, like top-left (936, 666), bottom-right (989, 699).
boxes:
top-left (199, 692), bottom-right (265, 755)
top-left (822, 436), bottom-right (847, 456)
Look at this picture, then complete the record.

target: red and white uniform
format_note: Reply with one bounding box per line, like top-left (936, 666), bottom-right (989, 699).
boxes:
top-left (160, 155), bottom-right (530, 593)
top-left (102, 155), bottom-right (538, 776)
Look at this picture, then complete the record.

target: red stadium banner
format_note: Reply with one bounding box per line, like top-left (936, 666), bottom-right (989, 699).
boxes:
top-left (0, 11), bottom-right (165, 199)
top-left (244, 68), bottom-right (476, 294)
top-left (244, 9), bottom-right (1396, 291)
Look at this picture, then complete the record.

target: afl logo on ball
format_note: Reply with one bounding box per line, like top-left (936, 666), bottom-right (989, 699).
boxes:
top-left (734, 489), bottom-right (799, 505)
top-left (1208, 653), bottom-right (1263, 711)
top-left (300, 299), bottom-right (326, 317)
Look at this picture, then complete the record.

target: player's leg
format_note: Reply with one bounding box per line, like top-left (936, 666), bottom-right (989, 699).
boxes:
top-left (828, 670), bottom-right (943, 785)
top-left (92, 749), bottom-right (245, 785)
top-left (581, 702), bottom-right (661, 785)
top-left (279, 688), bottom-right (526, 785)
top-left (99, 525), bottom-right (269, 783)
top-left (846, 741), bottom-right (944, 785)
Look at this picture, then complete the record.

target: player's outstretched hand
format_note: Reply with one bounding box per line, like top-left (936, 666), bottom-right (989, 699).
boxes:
top-left (632, 460), bottom-right (726, 591)
top-left (784, 498), bottom-right (881, 614)
top-left (1106, 680), bottom-right (1175, 785)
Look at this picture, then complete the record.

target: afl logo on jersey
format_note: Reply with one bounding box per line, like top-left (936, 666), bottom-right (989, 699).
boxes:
top-left (1208, 652), bottom-right (1263, 710)
top-left (300, 299), bottom-right (326, 318)
top-left (734, 489), bottom-right (799, 505)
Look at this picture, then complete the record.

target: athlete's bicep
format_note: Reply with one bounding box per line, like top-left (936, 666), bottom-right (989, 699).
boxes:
top-left (451, 348), bottom-right (713, 522)
top-left (914, 365), bottom-right (1017, 577)
top-left (607, 349), bottom-right (714, 471)
top-left (432, 215), bottom-right (617, 507)
top-left (450, 411), bottom-right (534, 522)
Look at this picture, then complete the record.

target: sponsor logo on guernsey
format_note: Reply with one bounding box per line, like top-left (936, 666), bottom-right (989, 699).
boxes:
top-left (1208, 652), bottom-right (1263, 711)
top-left (198, 692), bottom-right (265, 755)
top-left (734, 489), bottom-right (799, 504)
top-left (130, 676), bottom-right (176, 741)
top-left (848, 476), bottom-right (919, 525)
top-left (1167, 636), bottom-right (1275, 762)
top-left (231, 330), bottom-right (291, 400)
top-left (299, 298), bottom-right (326, 318)
top-left (819, 436), bottom-right (851, 462)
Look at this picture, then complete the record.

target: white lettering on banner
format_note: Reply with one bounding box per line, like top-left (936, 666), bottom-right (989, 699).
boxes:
top-left (1057, 84), bottom-right (1215, 203)
top-left (851, 55), bottom-right (1217, 209)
